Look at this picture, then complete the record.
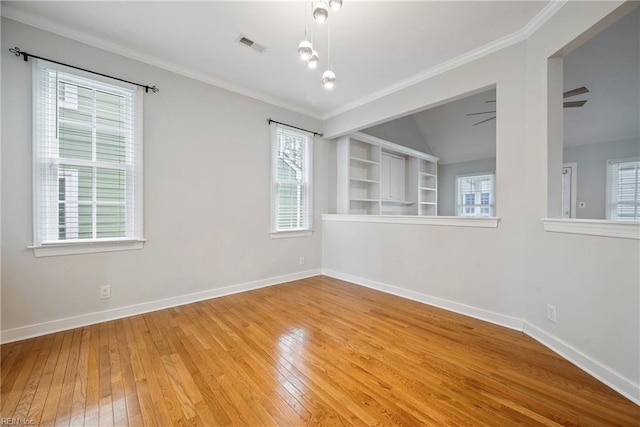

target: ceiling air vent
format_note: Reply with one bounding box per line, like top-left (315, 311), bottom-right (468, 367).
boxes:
top-left (236, 34), bottom-right (267, 54)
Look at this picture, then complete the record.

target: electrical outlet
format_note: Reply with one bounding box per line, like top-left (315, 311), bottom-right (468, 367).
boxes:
top-left (100, 285), bottom-right (111, 299)
top-left (299, 257), bottom-right (305, 265)
top-left (546, 304), bottom-right (557, 323)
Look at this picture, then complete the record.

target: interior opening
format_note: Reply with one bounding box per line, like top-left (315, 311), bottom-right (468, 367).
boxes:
top-left (357, 88), bottom-right (497, 217)
top-left (549, 5), bottom-right (639, 220)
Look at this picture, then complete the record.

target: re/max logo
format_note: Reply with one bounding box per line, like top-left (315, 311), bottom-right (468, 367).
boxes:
top-left (0, 419), bottom-right (35, 426)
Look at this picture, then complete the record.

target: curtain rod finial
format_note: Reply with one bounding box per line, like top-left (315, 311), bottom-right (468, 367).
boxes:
top-left (9, 47), bottom-right (29, 62)
top-left (9, 46), bottom-right (25, 59)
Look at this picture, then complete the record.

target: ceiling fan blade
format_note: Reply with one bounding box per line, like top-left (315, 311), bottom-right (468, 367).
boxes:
top-left (466, 110), bottom-right (497, 116)
top-left (563, 87), bottom-right (589, 98)
top-left (563, 100), bottom-right (587, 108)
top-left (473, 116), bottom-right (496, 126)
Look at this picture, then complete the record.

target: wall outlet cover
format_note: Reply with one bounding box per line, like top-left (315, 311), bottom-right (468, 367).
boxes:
top-left (100, 285), bottom-right (111, 299)
top-left (546, 304), bottom-right (557, 323)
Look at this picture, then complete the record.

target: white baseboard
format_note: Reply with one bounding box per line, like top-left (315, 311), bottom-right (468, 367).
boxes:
top-left (323, 269), bottom-right (639, 406)
top-left (0, 269), bottom-right (322, 344)
top-left (524, 322), bottom-right (640, 405)
top-left (322, 269), bottom-right (524, 331)
top-left (4, 268), bottom-right (638, 406)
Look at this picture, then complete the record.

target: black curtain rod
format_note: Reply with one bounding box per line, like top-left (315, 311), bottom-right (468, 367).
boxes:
top-left (268, 119), bottom-right (322, 137)
top-left (9, 47), bottom-right (159, 93)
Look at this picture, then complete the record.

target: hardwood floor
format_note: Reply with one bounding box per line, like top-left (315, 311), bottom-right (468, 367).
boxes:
top-left (2, 276), bottom-right (638, 426)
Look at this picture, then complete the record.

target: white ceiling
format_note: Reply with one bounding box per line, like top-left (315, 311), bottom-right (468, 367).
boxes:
top-left (365, 6), bottom-right (639, 164)
top-left (2, 1), bottom-right (549, 118)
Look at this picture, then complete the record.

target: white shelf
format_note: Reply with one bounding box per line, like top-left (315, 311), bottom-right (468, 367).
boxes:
top-left (350, 156), bottom-right (379, 165)
top-left (381, 199), bottom-right (415, 205)
top-left (350, 177), bottom-right (379, 184)
top-left (339, 133), bottom-right (438, 216)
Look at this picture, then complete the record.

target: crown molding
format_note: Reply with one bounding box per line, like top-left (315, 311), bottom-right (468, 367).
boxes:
top-left (321, 31), bottom-right (524, 119)
top-left (521, 0), bottom-right (569, 38)
top-left (1, 5), bottom-right (324, 120)
top-left (2, 1), bottom-right (567, 123)
top-left (321, 0), bottom-right (568, 119)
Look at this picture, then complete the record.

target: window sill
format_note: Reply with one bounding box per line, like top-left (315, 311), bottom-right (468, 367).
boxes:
top-left (270, 230), bottom-right (313, 239)
top-left (31, 239), bottom-right (146, 257)
top-left (541, 218), bottom-right (640, 240)
top-left (322, 214), bottom-right (500, 228)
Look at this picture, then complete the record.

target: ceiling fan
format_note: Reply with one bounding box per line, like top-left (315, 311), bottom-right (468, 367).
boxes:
top-left (467, 86), bottom-right (589, 126)
top-left (562, 86), bottom-right (589, 108)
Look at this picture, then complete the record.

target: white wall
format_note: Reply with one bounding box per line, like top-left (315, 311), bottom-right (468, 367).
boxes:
top-left (325, 41), bottom-right (529, 321)
top-left (523, 1), bottom-right (639, 400)
top-left (564, 138), bottom-right (640, 219)
top-left (1, 18), bottom-right (327, 339)
top-left (323, 1), bottom-right (639, 403)
top-left (437, 157), bottom-right (496, 216)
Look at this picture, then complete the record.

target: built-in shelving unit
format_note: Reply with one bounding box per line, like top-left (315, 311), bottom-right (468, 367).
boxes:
top-left (337, 133), bottom-right (438, 216)
top-left (418, 159), bottom-right (438, 216)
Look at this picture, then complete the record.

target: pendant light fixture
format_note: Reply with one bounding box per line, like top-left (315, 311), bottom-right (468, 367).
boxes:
top-left (307, 18), bottom-right (319, 69)
top-left (297, 1), bottom-right (343, 88)
top-left (322, 23), bottom-right (336, 89)
top-left (322, 70), bottom-right (336, 89)
top-left (307, 50), bottom-right (320, 69)
top-left (298, 2), bottom-right (313, 61)
top-left (313, 2), bottom-right (329, 23)
top-left (329, 0), bottom-right (343, 11)
top-left (298, 40), bottom-right (313, 61)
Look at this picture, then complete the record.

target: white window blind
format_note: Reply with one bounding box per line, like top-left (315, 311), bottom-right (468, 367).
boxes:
top-left (607, 158), bottom-right (640, 221)
top-left (271, 124), bottom-right (313, 232)
top-left (455, 173), bottom-right (495, 217)
top-left (33, 60), bottom-right (143, 247)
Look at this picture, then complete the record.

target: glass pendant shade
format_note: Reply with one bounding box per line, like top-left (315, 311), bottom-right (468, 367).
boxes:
top-left (329, 0), bottom-right (343, 11)
top-left (322, 70), bottom-right (336, 89)
top-left (313, 2), bottom-right (329, 23)
top-left (297, 40), bottom-right (313, 61)
top-left (307, 50), bottom-right (320, 69)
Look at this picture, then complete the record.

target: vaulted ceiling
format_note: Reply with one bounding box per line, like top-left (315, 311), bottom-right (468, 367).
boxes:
top-left (363, 6), bottom-right (639, 164)
top-left (2, 1), bottom-right (550, 118)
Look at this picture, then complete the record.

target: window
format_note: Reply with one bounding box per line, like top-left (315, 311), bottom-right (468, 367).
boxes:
top-left (271, 124), bottom-right (313, 234)
top-left (607, 158), bottom-right (640, 221)
top-left (33, 60), bottom-right (143, 252)
top-left (455, 173), bottom-right (495, 217)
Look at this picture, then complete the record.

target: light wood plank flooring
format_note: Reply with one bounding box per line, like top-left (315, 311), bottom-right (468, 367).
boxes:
top-left (2, 276), bottom-right (639, 426)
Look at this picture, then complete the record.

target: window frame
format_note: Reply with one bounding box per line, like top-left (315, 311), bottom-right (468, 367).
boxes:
top-left (454, 172), bottom-right (496, 217)
top-left (31, 59), bottom-right (145, 257)
top-left (606, 157), bottom-right (640, 222)
top-left (270, 123), bottom-right (313, 237)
